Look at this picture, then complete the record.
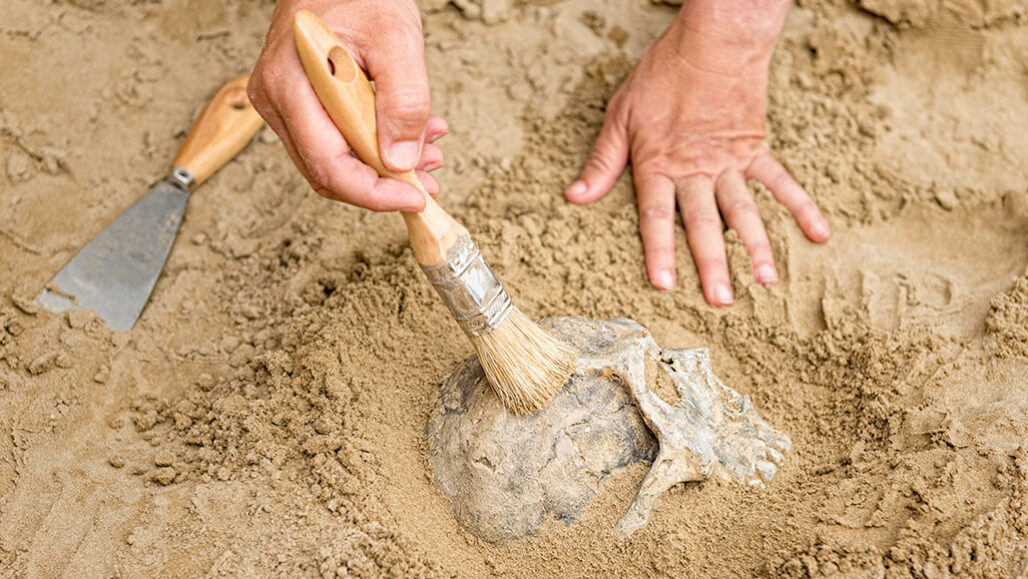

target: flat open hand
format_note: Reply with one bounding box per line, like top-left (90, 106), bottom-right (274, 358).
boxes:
top-left (566, 2), bottom-right (830, 306)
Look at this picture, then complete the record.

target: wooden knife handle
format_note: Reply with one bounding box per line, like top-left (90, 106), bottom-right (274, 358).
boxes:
top-left (292, 9), bottom-right (466, 267)
top-left (172, 76), bottom-right (264, 187)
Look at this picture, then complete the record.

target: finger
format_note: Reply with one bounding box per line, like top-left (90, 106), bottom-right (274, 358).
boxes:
top-left (250, 88), bottom-right (324, 194)
top-left (715, 170), bottom-right (777, 285)
top-left (246, 72), bottom-right (275, 126)
top-left (635, 173), bottom-right (678, 290)
top-left (367, 178), bottom-right (433, 210)
top-left (416, 171), bottom-right (439, 197)
top-left (274, 73), bottom-right (425, 212)
top-left (365, 28), bottom-right (432, 173)
top-left (425, 115), bottom-right (448, 144)
top-left (747, 154), bottom-right (830, 243)
top-left (418, 144), bottom-right (444, 172)
top-left (249, 61), bottom-right (320, 182)
top-left (566, 105), bottom-right (629, 205)
top-left (270, 116), bottom-right (315, 184)
top-left (678, 175), bottom-right (733, 306)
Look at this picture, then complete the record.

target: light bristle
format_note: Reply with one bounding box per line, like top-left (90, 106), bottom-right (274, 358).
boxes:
top-left (469, 307), bottom-right (576, 414)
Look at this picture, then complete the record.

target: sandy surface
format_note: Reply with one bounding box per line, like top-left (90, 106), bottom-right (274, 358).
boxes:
top-left (2, 0), bottom-right (1028, 576)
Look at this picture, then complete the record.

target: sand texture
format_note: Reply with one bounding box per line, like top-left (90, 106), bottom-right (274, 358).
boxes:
top-left (2, 0), bottom-right (1028, 576)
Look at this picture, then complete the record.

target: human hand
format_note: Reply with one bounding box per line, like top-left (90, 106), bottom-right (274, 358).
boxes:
top-left (566, 1), bottom-right (830, 306)
top-left (249, 0), bottom-right (447, 211)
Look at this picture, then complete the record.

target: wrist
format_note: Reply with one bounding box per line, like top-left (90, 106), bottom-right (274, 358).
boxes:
top-left (666, 0), bottom-right (789, 75)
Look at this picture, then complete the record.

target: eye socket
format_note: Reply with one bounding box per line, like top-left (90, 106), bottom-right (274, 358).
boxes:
top-left (326, 46), bottom-right (356, 82)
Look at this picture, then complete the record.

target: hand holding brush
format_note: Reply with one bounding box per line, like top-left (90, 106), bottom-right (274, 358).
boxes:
top-left (291, 10), bottom-right (575, 413)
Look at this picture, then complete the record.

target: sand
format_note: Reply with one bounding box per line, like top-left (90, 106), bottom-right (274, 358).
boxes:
top-left (1, 0), bottom-right (1027, 576)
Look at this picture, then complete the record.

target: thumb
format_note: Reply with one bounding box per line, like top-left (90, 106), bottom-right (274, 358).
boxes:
top-left (566, 109), bottom-right (629, 204)
top-left (365, 30), bottom-right (431, 173)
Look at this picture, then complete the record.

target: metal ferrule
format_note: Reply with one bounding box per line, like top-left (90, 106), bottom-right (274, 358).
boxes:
top-left (421, 234), bottom-right (512, 336)
top-left (169, 166), bottom-right (197, 192)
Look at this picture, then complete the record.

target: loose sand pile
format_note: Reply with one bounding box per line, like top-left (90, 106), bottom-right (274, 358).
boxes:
top-left (2, 0), bottom-right (1027, 576)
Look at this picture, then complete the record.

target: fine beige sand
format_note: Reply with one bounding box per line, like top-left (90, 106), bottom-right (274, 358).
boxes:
top-left (2, 0), bottom-right (1027, 576)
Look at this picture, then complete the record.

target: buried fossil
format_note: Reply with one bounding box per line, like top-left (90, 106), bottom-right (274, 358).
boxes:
top-left (426, 317), bottom-right (791, 542)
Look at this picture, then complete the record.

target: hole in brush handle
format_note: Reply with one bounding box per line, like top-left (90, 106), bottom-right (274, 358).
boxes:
top-left (226, 87), bottom-right (249, 111)
top-left (327, 46), bottom-right (356, 83)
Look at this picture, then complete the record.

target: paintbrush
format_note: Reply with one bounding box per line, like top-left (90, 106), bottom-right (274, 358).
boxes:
top-left (292, 10), bottom-right (575, 413)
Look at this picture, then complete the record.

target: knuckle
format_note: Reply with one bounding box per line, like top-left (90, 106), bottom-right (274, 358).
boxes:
top-left (401, 15), bottom-right (425, 39)
top-left (685, 210), bottom-right (721, 230)
top-left (245, 76), bottom-right (260, 102)
top-left (724, 199), bottom-right (757, 220)
top-left (696, 258), bottom-right (728, 278)
top-left (646, 244), bottom-right (675, 261)
top-left (373, 20), bottom-right (424, 62)
top-left (770, 167), bottom-right (794, 191)
top-left (639, 203), bottom-right (675, 222)
top-left (384, 93), bottom-right (430, 119)
top-left (748, 241), bottom-right (773, 258)
top-left (303, 155), bottom-right (334, 189)
top-left (307, 167), bottom-right (331, 191)
top-left (247, 67), bottom-right (286, 117)
top-left (586, 153), bottom-right (615, 175)
top-left (605, 91), bottom-right (627, 118)
top-left (312, 184), bottom-right (338, 202)
top-left (795, 199), bottom-right (818, 219)
top-left (380, 92), bottom-right (430, 132)
top-left (245, 76), bottom-right (269, 112)
top-left (313, 170), bottom-right (365, 207)
top-left (359, 196), bottom-right (388, 212)
top-left (748, 154), bottom-right (773, 176)
top-left (380, 6), bottom-right (423, 36)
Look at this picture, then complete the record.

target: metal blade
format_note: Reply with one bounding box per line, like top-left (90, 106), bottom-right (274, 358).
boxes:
top-left (35, 179), bottom-right (190, 331)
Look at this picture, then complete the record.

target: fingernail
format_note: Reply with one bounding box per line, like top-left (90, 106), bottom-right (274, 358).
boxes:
top-left (566, 180), bottom-right (587, 199)
top-left (423, 160), bottom-right (443, 172)
top-left (385, 141), bottom-right (419, 171)
top-left (654, 270), bottom-right (675, 291)
top-left (755, 264), bottom-right (778, 285)
top-left (812, 221), bottom-right (830, 240)
top-left (714, 284), bottom-right (734, 305)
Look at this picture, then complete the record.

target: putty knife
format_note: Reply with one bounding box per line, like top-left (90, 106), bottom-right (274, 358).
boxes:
top-left (35, 76), bottom-right (264, 331)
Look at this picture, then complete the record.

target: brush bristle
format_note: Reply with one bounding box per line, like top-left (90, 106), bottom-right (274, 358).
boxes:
top-left (469, 308), bottom-right (576, 414)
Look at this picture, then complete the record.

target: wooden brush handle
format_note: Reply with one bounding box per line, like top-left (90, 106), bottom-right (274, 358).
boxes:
top-left (172, 76), bottom-right (265, 186)
top-left (292, 9), bottom-right (467, 267)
